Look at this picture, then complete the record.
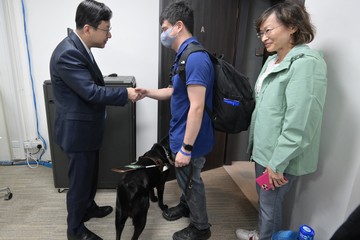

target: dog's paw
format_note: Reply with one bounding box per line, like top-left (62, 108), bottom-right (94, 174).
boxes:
top-left (150, 196), bottom-right (158, 202)
top-left (160, 204), bottom-right (168, 211)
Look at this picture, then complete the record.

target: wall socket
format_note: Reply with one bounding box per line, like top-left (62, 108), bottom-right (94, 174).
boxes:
top-left (24, 139), bottom-right (43, 150)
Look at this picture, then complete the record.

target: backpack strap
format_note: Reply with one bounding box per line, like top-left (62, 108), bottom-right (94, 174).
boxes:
top-left (176, 43), bottom-right (206, 82)
top-left (172, 43), bottom-right (216, 121)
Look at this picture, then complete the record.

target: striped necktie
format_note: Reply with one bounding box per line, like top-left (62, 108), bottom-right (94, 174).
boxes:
top-left (88, 51), bottom-right (95, 63)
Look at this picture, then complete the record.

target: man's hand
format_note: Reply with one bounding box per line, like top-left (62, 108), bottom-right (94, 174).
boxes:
top-left (127, 88), bottom-right (138, 101)
top-left (175, 150), bottom-right (191, 168)
top-left (134, 88), bottom-right (147, 101)
top-left (127, 87), bottom-right (147, 102)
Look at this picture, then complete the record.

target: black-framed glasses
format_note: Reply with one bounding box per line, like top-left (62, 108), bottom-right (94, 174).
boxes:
top-left (93, 26), bottom-right (112, 36)
top-left (257, 25), bottom-right (281, 39)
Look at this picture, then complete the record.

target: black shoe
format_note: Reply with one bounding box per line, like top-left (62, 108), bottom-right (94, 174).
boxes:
top-left (67, 227), bottom-right (103, 240)
top-left (173, 224), bottom-right (211, 240)
top-left (162, 203), bottom-right (190, 221)
top-left (83, 206), bottom-right (113, 222)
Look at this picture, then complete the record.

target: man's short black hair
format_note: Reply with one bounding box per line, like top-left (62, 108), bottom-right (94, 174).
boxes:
top-left (75, 0), bottom-right (112, 29)
top-left (160, 1), bottom-right (194, 35)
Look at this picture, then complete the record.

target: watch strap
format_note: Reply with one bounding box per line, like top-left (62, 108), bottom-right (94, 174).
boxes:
top-left (182, 142), bottom-right (193, 151)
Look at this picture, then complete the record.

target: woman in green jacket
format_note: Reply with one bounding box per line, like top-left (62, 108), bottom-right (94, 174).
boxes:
top-left (236, 3), bottom-right (327, 240)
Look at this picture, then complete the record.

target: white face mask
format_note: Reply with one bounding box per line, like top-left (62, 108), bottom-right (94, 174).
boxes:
top-left (160, 27), bottom-right (177, 48)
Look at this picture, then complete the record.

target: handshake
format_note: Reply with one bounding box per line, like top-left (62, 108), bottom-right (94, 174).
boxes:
top-left (127, 87), bottom-right (147, 102)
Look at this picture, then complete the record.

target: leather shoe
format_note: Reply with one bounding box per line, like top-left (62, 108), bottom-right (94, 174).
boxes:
top-left (83, 206), bottom-right (113, 222)
top-left (173, 224), bottom-right (211, 240)
top-left (162, 203), bottom-right (190, 221)
top-left (67, 227), bottom-right (102, 240)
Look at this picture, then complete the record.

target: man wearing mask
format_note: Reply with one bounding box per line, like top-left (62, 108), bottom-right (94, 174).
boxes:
top-left (136, 1), bottom-right (214, 239)
top-left (49, 0), bottom-right (139, 239)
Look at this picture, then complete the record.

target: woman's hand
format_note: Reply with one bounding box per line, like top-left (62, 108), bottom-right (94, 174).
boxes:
top-left (266, 166), bottom-right (288, 190)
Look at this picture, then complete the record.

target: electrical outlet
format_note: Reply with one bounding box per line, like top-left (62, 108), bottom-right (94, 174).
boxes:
top-left (24, 139), bottom-right (43, 150)
top-left (23, 140), bottom-right (31, 149)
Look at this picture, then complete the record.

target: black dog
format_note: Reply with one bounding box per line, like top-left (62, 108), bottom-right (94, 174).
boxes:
top-left (114, 137), bottom-right (173, 240)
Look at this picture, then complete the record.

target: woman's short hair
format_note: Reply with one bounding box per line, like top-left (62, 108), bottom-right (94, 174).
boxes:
top-left (255, 2), bottom-right (315, 45)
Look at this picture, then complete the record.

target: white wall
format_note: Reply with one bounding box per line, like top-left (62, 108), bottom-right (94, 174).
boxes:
top-left (283, 1), bottom-right (360, 239)
top-left (0, 0), bottom-right (36, 160)
top-left (0, 0), bottom-right (160, 160)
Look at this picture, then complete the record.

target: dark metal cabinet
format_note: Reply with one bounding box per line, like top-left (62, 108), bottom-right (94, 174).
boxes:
top-left (43, 76), bottom-right (136, 190)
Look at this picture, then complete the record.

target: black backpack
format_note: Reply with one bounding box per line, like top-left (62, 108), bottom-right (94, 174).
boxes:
top-left (173, 43), bottom-right (255, 133)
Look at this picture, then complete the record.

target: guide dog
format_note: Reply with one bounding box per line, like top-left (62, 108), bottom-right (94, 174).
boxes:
top-left (113, 136), bottom-right (173, 240)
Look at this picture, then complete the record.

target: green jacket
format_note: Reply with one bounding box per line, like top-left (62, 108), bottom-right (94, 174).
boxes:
top-left (248, 45), bottom-right (327, 176)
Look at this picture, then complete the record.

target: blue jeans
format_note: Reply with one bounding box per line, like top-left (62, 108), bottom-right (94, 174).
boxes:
top-left (255, 163), bottom-right (298, 240)
top-left (174, 155), bottom-right (210, 230)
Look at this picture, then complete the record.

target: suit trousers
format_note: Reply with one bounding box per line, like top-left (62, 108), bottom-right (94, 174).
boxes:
top-left (65, 150), bottom-right (100, 234)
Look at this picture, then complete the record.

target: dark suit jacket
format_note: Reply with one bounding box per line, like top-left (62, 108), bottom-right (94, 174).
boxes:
top-left (49, 31), bottom-right (128, 152)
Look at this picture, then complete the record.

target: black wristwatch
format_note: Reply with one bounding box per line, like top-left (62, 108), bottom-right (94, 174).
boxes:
top-left (182, 142), bottom-right (193, 152)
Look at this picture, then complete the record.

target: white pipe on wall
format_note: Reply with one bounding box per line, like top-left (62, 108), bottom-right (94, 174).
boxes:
top-left (0, 93), bottom-right (11, 160)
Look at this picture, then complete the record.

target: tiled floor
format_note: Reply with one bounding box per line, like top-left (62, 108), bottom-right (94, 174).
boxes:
top-left (0, 164), bottom-right (258, 240)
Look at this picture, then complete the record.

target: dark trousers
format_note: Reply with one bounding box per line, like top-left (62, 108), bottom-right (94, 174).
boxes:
top-left (175, 156), bottom-right (210, 230)
top-left (65, 150), bottom-right (99, 234)
top-left (330, 205), bottom-right (360, 240)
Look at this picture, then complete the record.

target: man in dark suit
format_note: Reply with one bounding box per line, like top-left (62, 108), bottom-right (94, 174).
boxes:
top-left (49, 1), bottom-right (139, 239)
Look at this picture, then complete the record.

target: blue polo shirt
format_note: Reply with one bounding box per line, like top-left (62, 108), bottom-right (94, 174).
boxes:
top-left (169, 37), bottom-right (215, 158)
